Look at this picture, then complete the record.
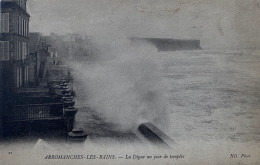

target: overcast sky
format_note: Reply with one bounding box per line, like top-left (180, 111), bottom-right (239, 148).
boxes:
top-left (27, 0), bottom-right (260, 49)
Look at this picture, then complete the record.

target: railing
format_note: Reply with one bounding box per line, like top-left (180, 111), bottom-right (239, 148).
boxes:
top-left (6, 103), bottom-right (64, 122)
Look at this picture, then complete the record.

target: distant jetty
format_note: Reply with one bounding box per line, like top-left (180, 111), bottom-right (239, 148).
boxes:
top-left (130, 37), bottom-right (202, 51)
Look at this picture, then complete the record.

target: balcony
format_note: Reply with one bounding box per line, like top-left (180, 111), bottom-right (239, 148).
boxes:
top-left (5, 103), bottom-right (64, 122)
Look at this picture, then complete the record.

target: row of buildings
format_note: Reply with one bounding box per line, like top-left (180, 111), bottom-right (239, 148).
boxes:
top-left (45, 33), bottom-right (94, 61)
top-left (0, 0), bottom-right (77, 137)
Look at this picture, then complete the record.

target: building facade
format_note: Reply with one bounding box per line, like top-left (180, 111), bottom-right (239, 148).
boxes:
top-left (0, 0), bottom-right (30, 136)
top-left (0, 0), bottom-right (30, 88)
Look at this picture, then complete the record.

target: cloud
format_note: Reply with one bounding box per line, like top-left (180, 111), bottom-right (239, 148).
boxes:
top-left (27, 0), bottom-right (260, 49)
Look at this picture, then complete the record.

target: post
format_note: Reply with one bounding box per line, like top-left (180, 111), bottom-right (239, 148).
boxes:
top-left (64, 107), bottom-right (78, 133)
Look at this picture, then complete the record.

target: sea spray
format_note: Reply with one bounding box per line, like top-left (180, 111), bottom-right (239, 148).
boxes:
top-left (65, 36), bottom-right (169, 132)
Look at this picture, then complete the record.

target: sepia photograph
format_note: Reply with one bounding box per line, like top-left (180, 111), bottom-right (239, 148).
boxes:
top-left (0, 0), bottom-right (260, 164)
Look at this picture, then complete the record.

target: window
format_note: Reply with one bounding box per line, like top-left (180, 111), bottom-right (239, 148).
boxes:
top-left (18, 17), bottom-right (28, 37)
top-left (19, 17), bottom-right (23, 35)
top-left (27, 20), bottom-right (29, 37)
top-left (26, 66), bottom-right (28, 82)
top-left (19, 67), bottom-right (22, 87)
top-left (24, 66), bottom-right (27, 83)
top-left (24, 20), bottom-right (27, 37)
top-left (25, 20), bottom-right (27, 37)
top-left (1, 13), bottom-right (9, 33)
top-left (21, 17), bottom-right (23, 35)
top-left (18, 16), bottom-right (21, 35)
top-left (21, 42), bottom-right (27, 59)
top-left (22, 19), bottom-right (28, 37)
top-left (26, 66), bottom-right (29, 82)
top-left (23, 42), bottom-right (25, 59)
top-left (19, 17), bottom-right (21, 35)
top-left (17, 41), bottom-right (23, 60)
top-left (18, 41), bottom-right (20, 60)
top-left (17, 41), bottom-right (20, 60)
top-left (17, 16), bottom-right (19, 34)
top-left (16, 67), bottom-right (20, 87)
top-left (16, 66), bottom-right (23, 87)
top-left (22, 42), bottom-right (25, 59)
top-left (0, 41), bottom-right (9, 61)
top-left (23, 19), bottom-right (25, 36)
top-left (16, 41), bottom-right (19, 60)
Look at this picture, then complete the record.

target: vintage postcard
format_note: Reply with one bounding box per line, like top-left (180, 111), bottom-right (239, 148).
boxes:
top-left (0, 0), bottom-right (260, 165)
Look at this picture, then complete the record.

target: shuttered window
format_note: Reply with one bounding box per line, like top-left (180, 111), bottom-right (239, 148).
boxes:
top-left (25, 20), bottom-right (27, 37)
top-left (17, 66), bottom-right (23, 87)
top-left (17, 41), bottom-right (23, 60)
top-left (16, 68), bottom-right (19, 87)
top-left (17, 16), bottom-right (19, 34)
top-left (18, 41), bottom-right (20, 60)
top-left (19, 16), bottom-right (22, 35)
top-left (22, 42), bottom-right (25, 59)
top-left (26, 20), bottom-right (29, 37)
top-left (16, 41), bottom-right (19, 60)
top-left (19, 67), bottom-right (22, 87)
top-left (26, 66), bottom-right (29, 82)
top-left (1, 13), bottom-right (9, 33)
top-left (21, 42), bottom-right (27, 59)
top-left (20, 42), bottom-right (22, 59)
top-left (20, 17), bottom-right (23, 35)
top-left (0, 41), bottom-right (9, 61)
top-left (23, 19), bottom-right (25, 36)
top-left (18, 17), bottom-right (28, 37)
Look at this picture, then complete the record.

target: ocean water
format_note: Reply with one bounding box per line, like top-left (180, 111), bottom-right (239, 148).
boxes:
top-left (67, 49), bottom-right (260, 165)
top-left (161, 50), bottom-right (260, 143)
top-left (73, 49), bottom-right (260, 144)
